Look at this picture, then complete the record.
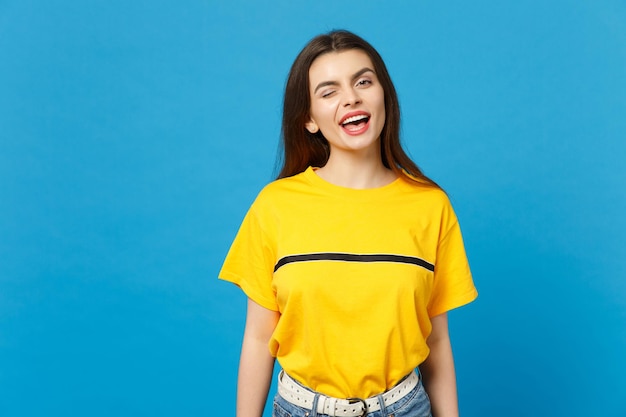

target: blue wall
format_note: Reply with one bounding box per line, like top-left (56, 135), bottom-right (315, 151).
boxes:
top-left (1, 1), bottom-right (624, 416)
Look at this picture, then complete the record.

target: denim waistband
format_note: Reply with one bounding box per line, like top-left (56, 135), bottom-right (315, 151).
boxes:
top-left (276, 369), bottom-right (423, 417)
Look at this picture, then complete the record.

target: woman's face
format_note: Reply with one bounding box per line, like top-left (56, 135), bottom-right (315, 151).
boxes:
top-left (306, 49), bottom-right (385, 157)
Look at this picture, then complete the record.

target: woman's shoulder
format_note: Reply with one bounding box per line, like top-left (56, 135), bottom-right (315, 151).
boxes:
top-left (261, 169), bottom-right (310, 193)
top-left (397, 175), bottom-right (450, 203)
top-left (251, 169), bottom-right (312, 207)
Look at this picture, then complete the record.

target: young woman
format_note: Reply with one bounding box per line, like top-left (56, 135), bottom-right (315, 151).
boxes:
top-left (220, 30), bottom-right (477, 417)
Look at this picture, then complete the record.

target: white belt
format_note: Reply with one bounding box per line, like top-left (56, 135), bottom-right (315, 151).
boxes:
top-left (277, 370), bottom-right (419, 417)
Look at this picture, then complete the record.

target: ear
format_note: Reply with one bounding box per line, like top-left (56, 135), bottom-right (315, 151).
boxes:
top-left (305, 119), bottom-right (319, 134)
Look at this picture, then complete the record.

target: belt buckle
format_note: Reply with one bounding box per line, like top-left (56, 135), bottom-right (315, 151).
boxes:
top-left (346, 397), bottom-right (368, 417)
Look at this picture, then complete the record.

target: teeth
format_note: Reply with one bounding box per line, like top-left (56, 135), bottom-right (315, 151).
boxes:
top-left (341, 115), bottom-right (368, 125)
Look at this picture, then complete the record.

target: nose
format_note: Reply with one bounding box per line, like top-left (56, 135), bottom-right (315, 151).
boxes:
top-left (343, 88), bottom-right (362, 107)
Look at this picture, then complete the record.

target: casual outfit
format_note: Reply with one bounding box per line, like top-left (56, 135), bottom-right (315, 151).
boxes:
top-left (219, 167), bottom-right (477, 414)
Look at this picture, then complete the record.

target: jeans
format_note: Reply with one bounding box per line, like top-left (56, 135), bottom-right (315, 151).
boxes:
top-left (272, 372), bottom-right (432, 417)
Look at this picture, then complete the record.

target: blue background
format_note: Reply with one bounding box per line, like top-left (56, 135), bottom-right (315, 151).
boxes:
top-left (1, 1), bottom-right (625, 416)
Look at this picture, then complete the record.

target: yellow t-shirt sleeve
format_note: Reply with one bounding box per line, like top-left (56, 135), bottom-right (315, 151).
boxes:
top-left (427, 201), bottom-right (478, 317)
top-left (218, 206), bottom-right (279, 311)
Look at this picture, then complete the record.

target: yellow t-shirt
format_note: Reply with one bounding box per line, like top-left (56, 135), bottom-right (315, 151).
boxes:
top-left (219, 167), bottom-right (477, 398)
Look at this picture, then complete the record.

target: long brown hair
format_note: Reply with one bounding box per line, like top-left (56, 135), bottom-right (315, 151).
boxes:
top-left (277, 30), bottom-right (438, 187)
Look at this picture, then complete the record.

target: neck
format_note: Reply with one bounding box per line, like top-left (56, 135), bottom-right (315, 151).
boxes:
top-left (315, 148), bottom-right (397, 189)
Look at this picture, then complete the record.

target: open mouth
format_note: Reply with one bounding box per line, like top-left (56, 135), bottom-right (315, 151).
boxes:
top-left (340, 114), bottom-right (371, 133)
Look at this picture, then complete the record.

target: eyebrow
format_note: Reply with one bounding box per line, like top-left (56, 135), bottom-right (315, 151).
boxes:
top-left (313, 67), bottom-right (375, 94)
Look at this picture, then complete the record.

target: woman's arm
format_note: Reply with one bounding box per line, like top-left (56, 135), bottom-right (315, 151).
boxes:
top-left (420, 313), bottom-right (459, 417)
top-left (236, 298), bottom-right (280, 417)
